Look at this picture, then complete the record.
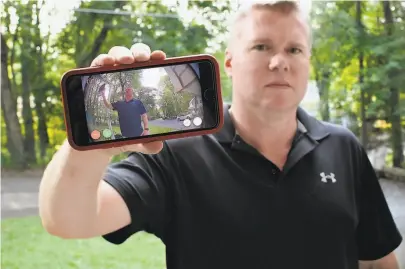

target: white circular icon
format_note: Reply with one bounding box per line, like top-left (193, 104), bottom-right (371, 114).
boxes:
top-left (193, 117), bottom-right (202, 126)
top-left (183, 119), bottom-right (191, 127)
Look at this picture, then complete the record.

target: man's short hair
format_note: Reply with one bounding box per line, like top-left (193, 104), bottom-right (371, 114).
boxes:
top-left (236, 0), bottom-right (302, 17)
top-left (227, 0), bottom-right (312, 50)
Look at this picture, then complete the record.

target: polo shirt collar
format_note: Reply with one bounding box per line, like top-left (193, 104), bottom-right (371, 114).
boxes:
top-left (214, 103), bottom-right (330, 143)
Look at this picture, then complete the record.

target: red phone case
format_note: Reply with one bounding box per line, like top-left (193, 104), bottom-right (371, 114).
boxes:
top-left (60, 54), bottom-right (224, 151)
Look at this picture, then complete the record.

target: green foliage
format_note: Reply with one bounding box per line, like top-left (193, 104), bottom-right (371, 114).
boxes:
top-left (309, 0), bottom-right (404, 166)
top-left (213, 47), bottom-right (232, 102)
top-left (158, 75), bottom-right (192, 118)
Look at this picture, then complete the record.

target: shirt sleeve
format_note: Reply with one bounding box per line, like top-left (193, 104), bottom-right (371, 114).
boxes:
top-left (111, 102), bottom-right (117, 111)
top-left (139, 101), bottom-right (147, 114)
top-left (101, 145), bottom-right (174, 245)
top-left (355, 148), bottom-right (403, 260)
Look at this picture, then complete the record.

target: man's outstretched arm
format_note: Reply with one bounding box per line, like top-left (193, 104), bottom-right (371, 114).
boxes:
top-left (359, 252), bottom-right (399, 269)
top-left (101, 93), bottom-right (113, 110)
top-left (40, 44), bottom-right (167, 240)
top-left (141, 113), bottom-right (149, 132)
top-left (356, 146), bottom-right (402, 269)
top-left (139, 101), bottom-right (148, 133)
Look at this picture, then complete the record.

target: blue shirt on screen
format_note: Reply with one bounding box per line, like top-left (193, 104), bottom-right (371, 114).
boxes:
top-left (112, 99), bottom-right (147, 137)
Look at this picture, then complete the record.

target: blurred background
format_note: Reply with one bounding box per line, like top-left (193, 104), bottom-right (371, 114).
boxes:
top-left (1, 0), bottom-right (404, 268)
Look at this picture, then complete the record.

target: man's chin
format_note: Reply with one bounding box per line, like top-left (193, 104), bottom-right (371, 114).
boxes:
top-left (260, 101), bottom-right (298, 113)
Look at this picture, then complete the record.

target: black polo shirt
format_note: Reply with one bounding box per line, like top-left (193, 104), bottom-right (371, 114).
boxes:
top-left (102, 104), bottom-right (402, 269)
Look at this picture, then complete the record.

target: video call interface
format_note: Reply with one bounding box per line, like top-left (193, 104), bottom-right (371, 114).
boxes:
top-left (81, 63), bottom-right (205, 142)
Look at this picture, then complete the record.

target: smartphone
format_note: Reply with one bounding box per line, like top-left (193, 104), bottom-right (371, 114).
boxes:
top-left (60, 54), bottom-right (224, 151)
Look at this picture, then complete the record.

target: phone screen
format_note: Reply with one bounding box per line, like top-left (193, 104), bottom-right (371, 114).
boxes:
top-left (64, 59), bottom-right (221, 146)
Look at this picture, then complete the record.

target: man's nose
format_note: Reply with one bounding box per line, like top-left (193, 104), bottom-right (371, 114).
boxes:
top-left (269, 54), bottom-right (289, 72)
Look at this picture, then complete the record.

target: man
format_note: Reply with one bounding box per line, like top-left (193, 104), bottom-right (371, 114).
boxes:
top-left (39, 1), bottom-right (402, 269)
top-left (99, 85), bottom-right (149, 137)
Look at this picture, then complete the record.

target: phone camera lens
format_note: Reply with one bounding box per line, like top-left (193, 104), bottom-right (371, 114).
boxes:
top-left (204, 89), bottom-right (214, 100)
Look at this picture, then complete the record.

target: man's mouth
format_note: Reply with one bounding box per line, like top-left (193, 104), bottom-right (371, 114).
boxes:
top-left (266, 82), bottom-right (291, 88)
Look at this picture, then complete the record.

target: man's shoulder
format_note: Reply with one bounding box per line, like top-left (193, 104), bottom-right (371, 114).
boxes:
top-left (299, 108), bottom-right (360, 146)
top-left (126, 134), bottom-right (219, 171)
top-left (132, 99), bottom-right (143, 104)
top-left (156, 132), bottom-right (222, 163)
top-left (316, 119), bottom-right (362, 150)
top-left (165, 133), bottom-right (217, 149)
top-left (322, 121), bottom-right (357, 138)
top-left (112, 100), bottom-right (123, 106)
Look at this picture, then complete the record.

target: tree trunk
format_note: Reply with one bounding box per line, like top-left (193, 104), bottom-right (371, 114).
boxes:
top-left (317, 70), bottom-right (330, 122)
top-left (356, 1), bottom-right (368, 149)
top-left (20, 8), bottom-right (37, 165)
top-left (34, 98), bottom-right (49, 158)
top-left (10, 27), bottom-right (19, 107)
top-left (33, 1), bottom-right (49, 159)
top-left (382, 0), bottom-right (404, 167)
top-left (0, 34), bottom-right (26, 169)
top-left (77, 1), bottom-right (126, 67)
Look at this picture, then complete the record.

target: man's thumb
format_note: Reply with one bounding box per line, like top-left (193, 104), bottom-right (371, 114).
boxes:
top-left (122, 141), bottom-right (164, 154)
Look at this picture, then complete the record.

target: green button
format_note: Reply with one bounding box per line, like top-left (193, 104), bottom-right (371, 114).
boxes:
top-left (103, 129), bottom-right (112, 138)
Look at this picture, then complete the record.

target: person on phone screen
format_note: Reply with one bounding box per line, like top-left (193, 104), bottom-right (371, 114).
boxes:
top-left (40, 1), bottom-right (402, 269)
top-left (99, 85), bottom-right (149, 137)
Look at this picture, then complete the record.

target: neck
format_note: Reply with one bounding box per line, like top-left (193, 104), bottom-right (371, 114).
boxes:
top-left (229, 101), bottom-right (298, 152)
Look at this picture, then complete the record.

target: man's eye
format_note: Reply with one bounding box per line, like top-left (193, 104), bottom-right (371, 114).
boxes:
top-left (253, 44), bottom-right (269, 51)
top-left (289, 47), bottom-right (302, 54)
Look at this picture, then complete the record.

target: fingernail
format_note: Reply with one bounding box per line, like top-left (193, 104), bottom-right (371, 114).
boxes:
top-left (119, 54), bottom-right (134, 63)
top-left (135, 51), bottom-right (148, 59)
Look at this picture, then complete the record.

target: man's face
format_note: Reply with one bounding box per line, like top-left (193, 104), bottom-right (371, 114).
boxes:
top-left (225, 8), bottom-right (311, 112)
top-left (125, 88), bottom-right (133, 101)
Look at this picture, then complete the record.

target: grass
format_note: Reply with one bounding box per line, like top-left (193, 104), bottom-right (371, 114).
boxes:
top-left (97, 124), bottom-right (176, 163)
top-left (148, 125), bottom-right (176, 134)
top-left (93, 124), bottom-right (175, 141)
top-left (1, 216), bottom-right (166, 269)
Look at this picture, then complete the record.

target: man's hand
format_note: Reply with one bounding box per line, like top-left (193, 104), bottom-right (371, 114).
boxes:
top-left (142, 129), bottom-right (150, 136)
top-left (90, 43), bottom-right (166, 155)
top-left (98, 84), bottom-right (106, 95)
top-left (141, 113), bottom-right (149, 136)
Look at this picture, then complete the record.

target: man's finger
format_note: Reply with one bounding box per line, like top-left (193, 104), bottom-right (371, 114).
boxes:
top-left (130, 43), bottom-right (151, 55)
top-left (122, 141), bottom-right (163, 154)
top-left (130, 43), bottom-right (152, 62)
top-left (141, 141), bottom-right (164, 154)
top-left (90, 54), bottom-right (115, 67)
top-left (108, 46), bottom-right (135, 64)
top-left (150, 50), bottom-right (166, 60)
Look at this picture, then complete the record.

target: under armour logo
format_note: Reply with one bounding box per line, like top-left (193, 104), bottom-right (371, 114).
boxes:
top-left (320, 172), bottom-right (336, 183)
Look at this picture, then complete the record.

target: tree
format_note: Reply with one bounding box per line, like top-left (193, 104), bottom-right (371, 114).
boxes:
top-left (356, 1), bottom-right (367, 148)
top-left (19, 2), bottom-right (37, 165)
top-left (310, 1), bottom-right (357, 123)
top-left (381, 0), bottom-right (404, 167)
top-left (134, 86), bottom-right (159, 120)
top-left (1, 34), bottom-right (26, 169)
top-left (1, 0), bottom-right (403, 171)
top-left (158, 75), bottom-right (191, 118)
top-left (31, 0), bottom-right (50, 159)
top-left (57, 1), bottom-right (127, 67)
top-left (310, 0), bottom-right (404, 167)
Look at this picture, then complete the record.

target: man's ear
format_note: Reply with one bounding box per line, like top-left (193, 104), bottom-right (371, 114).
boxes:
top-left (224, 48), bottom-right (233, 78)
